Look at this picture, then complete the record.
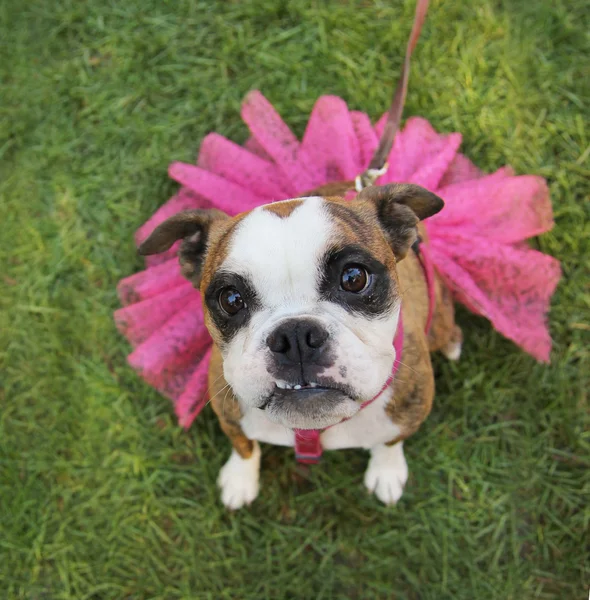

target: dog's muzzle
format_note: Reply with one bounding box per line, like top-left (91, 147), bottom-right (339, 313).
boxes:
top-left (263, 317), bottom-right (359, 428)
top-left (263, 385), bottom-right (359, 430)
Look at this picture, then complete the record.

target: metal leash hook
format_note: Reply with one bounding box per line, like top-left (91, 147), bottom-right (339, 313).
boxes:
top-left (354, 163), bottom-right (389, 192)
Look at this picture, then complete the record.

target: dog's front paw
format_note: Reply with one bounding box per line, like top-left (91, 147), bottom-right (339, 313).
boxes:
top-left (364, 442), bottom-right (408, 506)
top-left (217, 443), bottom-right (261, 510)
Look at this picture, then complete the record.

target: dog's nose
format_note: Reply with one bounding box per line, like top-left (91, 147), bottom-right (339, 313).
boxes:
top-left (267, 318), bottom-right (329, 364)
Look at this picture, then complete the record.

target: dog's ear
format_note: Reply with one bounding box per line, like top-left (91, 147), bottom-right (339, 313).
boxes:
top-left (138, 209), bottom-right (229, 287)
top-left (356, 184), bottom-right (444, 260)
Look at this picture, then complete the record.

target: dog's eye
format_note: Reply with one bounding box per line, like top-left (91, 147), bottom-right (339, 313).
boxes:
top-left (219, 287), bottom-right (245, 315)
top-left (340, 264), bottom-right (369, 293)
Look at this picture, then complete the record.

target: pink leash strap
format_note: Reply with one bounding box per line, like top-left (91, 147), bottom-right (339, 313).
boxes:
top-left (416, 240), bottom-right (436, 335)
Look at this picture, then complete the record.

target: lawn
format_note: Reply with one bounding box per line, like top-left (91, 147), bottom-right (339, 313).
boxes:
top-left (1, 0), bottom-right (588, 598)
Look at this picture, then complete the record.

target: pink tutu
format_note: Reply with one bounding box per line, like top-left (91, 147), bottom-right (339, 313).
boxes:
top-left (114, 91), bottom-right (561, 428)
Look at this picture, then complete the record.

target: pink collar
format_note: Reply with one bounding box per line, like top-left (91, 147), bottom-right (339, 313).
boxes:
top-left (294, 241), bottom-right (435, 463)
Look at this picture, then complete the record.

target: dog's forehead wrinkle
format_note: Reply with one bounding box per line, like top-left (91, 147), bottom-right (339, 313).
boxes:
top-left (223, 197), bottom-right (333, 306)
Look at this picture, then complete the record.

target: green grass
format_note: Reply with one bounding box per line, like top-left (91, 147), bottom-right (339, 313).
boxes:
top-left (1, 0), bottom-right (588, 598)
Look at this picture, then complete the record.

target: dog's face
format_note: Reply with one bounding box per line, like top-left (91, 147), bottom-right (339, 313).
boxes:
top-left (140, 184), bottom-right (443, 429)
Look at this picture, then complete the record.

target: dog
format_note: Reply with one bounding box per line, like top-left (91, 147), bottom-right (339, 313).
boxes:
top-left (138, 181), bottom-right (463, 509)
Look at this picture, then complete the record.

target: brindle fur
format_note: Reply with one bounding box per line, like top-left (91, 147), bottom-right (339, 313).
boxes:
top-left (301, 181), bottom-right (356, 197)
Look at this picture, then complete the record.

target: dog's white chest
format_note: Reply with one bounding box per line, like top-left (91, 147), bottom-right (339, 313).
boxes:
top-left (239, 387), bottom-right (401, 451)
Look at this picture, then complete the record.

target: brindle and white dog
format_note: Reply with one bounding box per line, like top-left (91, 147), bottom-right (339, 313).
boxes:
top-left (139, 183), bottom-right (462, 509)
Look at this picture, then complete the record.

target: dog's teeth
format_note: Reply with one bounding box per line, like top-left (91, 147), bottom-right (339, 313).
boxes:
top-left (294, 385), bottom-right (302, 390)
top-left (276, 381), bottom-right (286, 389)
top-left (310, 382), bottom-right (317, 388)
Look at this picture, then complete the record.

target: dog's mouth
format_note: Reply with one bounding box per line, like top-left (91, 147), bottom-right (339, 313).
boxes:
top-left (259, 380), bottom-right (360, 429)
top-left (275, 381), bottom-right (322, 391)
top-left (259, 379), bottom-right (353, 407)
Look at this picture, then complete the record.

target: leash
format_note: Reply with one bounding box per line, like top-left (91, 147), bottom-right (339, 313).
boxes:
top-left (293, 239), bottom-right (435, 463)
top-left (356, 0), bottom-right (430, 190)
